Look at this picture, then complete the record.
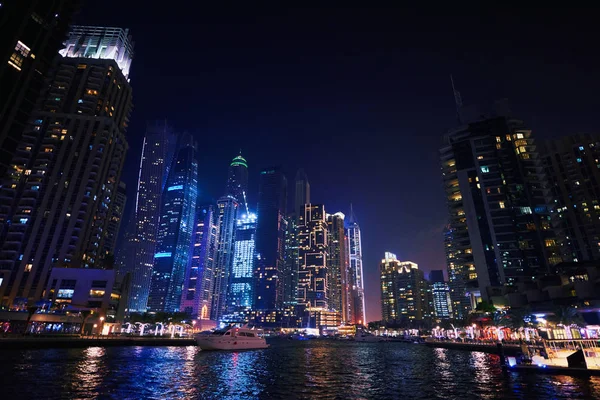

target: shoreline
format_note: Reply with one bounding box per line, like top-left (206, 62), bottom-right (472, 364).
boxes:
top-left (0, 337), bottom-right (196, 349)
top-left (424, 340), bottom-right (521, 355)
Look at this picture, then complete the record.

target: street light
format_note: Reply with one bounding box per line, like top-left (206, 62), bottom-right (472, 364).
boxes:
top-left (99, 316), bottom-right (105, 337)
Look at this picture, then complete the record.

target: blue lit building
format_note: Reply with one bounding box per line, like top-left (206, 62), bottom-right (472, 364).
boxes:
top-left (227, 212), bottom-right (257, 313)
top-left (254, 167), bottom-right (287, 310)
top-left (430, 270), bottom-right (452, 319)
top-left (147, 139), bottom-right (198, 312)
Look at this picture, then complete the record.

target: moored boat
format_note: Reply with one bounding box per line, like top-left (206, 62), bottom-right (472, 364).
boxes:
top-left (196, 326), bottom-right (269, 350)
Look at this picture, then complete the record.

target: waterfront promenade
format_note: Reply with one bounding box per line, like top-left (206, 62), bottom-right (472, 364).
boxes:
top-left (0, 335), bottom-right (195, 349)
top-left (425, 339), bottom-right (522, 355)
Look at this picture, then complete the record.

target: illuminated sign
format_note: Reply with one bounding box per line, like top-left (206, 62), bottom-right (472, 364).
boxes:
top-left (154, 252), bottom-right (172, 258)
top-left (167, 185), bottom-right (183, 191)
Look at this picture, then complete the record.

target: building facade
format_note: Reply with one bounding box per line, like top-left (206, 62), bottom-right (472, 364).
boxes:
top-left (429, 270), bottom-right (452, 319)
top-left (327, 212), bottom-right (349, 322)
top-left (0, 1), bottom-right (80, 176)
top-left (440, 113), bottom-right (561, 313)
top-left (104, 181), bottom-right (126, 258)
top-left (116, 121), bottom-right (176, 312)
top-left (294, 169), bottom-right (310, 220)
top-left (540, 134), bottom-right (600, 263)
top-left (254, 167), bottom-right (287, 310)
top-left (180, 204), bottom-right (218, 320)
top-left (0, 26), bottom-right (133, 308)
top-left (346, 208), bottom-right (366, 324)
top-left (147, 140), bottom-right (198, 312)
top-left (226, 154), bottom-right (248, 204)
top-left (227, 212), bottom-right (257, 313)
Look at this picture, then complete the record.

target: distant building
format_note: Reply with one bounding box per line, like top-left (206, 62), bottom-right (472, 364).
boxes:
top-left (180, 204), bottom-right (218, 320)
top-left (104, 182), bottom-right (127, 258)
top-left (116, 121), bottom-right (176, 313)
top-left (0, 1), bottom-right (80, 176)
top-left (297, 204), bottom-right (329, 311)
top-left (0, 26), bottom-right (133, 308)
top-left (429, 270), bottom-right (452, 319)
top-left (294, 169), bottom-right (310, 221)
top-left (327, 212), bottom-right (349, 322)
top-left (147, 139), bottom-right (198, 312)
top-left (440, 112), bottom-right (561, 314)
top-left (380, 253), bottom-right (429, 323)
top-left (346, 207), bottom-right (366, 324)
top-left (281, 214), bottom-right (298, 307)
top-left (540, 134), bottom-right (600, 262)
top-left (227, 212), bottom-right (257, 312)
top-left (254, 167), bottom-right (287, 310)
top-left (226, 154), bottom-right (249, 204)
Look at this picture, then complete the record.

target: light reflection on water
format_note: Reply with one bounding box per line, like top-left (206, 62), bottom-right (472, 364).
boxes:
top-left (2, 341), bottom-right (600, 399)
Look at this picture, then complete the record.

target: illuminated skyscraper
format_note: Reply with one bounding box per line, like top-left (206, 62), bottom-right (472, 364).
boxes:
top-left (282, 214), bottom-right (299, 307)
top-left (440, 110), bottom-right (561, 314)
top-left (346, 207), bottom-right (366, 324)
top-left (297, 204), bottom-right (329, 311)
top-left (294, 169), bottom-right (310, 220)
top-left (429, 270), bottom-right (452, 319)
top-left (147, 139), bottom-right (198, 312)
top-left (227, 212), bottom-right (257, 313)
top-left (327, 212), bottom-right (349, 322)
top-left (181, 204), bottom-right (218, 320)
top-left (211, 196), bottom-right (239, 320)
top-left (117, 121), bottom-right (176, 312)
top-left (0, 1), bottom-right (80, 176)
top-left (0, 26), bottom-right (133, 308)
top-left (380, 253), bottom-right (429, 323)
top-left (254, 167), bottom-right (287, 310)
top-left (226, 154), bottom-right (248, 204)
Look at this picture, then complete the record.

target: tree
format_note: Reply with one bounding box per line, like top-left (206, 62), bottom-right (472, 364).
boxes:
top-left (475, 301), bottom-right (496, 313)
top-left (79, 310), bottom-right (92, 335)
top-left (550, 306), bottom-right (584, 327)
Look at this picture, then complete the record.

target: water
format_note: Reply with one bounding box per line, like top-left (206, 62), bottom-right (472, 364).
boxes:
top-left (2, 339), bottom-right (600, 399)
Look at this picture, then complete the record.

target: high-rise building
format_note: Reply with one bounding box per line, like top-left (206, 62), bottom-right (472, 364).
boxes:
top-left (0, 26), bottom-right (133, 307)
top-left (147, 139), bottom-right (198, 312)
top-left (211, 195), bottom-right (238, 321)
top-left (254, 167), bottom-right (287, 310)
top-left (282, 214), bottom-right (299, 307)
top-left (226, 154), bottom-right (248, 204)
top-left (429, 270), bottom-right (452, 319)
top-left (227, 212), bottom-right (257, 312)
top-left (104, 181), bottom-right (127, 258)
top-left (297, 204), bottom-right (329, 311)
top-left (540, 134), bottom-right (600, 262)
top-left (327, 212), bottom-right (349, 322)
top-left (0, 1), bottom-right (81, 176)
top-left (380, 253), bottom-right (429, 323)
top-left (294, 169), bottom-right (310, 220)
top-left (346, 207), bottom-right (366, 324)
top-left (440, 112), bottom-right (561, 313)
top-left (181, 204), bottom-right (218, 320)
top-left (116, 121), bottom-right (176, 312)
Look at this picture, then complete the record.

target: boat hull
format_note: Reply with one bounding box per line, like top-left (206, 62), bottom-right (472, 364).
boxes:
top-left (196, 336), bottom-right (269, 351)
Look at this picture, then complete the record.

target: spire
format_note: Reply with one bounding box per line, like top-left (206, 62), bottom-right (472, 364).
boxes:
top-left (348, 203), bottom-right (358, 224)
top-left (450, 74), bottom-right (463, 124)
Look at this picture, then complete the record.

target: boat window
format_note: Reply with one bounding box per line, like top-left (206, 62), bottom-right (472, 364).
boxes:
top-left (246, 332), bottom-right (255, 337)
top-left (239, 332), bottom-right (247, 337)
top-left (225, 332), bottom-right (230, 336)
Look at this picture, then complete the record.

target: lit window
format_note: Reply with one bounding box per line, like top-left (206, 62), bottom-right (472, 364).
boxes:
top-left (516, 133), bottom-right (524, 139)
top-left (499, 201), bottom-right (505, 209)
top-left (520, 207), bottom-right (532, 214)
top-left (480, 166), bottom-right (490, 173)
top-left (477, 155), bottom-right (484, 160)
top-left (579, 146), bottom-right (585, 151)
top-left (25, 264), bottom-right (33, 272)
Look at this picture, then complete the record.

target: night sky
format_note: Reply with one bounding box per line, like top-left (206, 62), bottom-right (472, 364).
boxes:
top-left (77, 5), bottom-right (600, 321)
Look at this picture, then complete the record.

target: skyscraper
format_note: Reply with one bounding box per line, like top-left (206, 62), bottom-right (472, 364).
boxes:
top-left (297, 204), bottom-right (329, 311)
top-left (226, 154), bottom-right (249, 204)
top-left (227, 212), bottom-right (257, 313)
top-left (211, 196), bottom-right (239, 320)
top-left (346, 207), bottom-right (366, 324)
top-left (147, 139), bottom-right (198, 312)
top-left (254, 167), bottom-right (287, 310)
top-left (327, 212), bottom-right (349, 322)
top-left (429, 270), bottom-right (452, 319)
top-left (540, 134), bottom-right (600, 262)
top-left (380, 253), bottom-right (429, 323)
top-left (181, 204), bottom-right (218, 320)
top-left (0, 26), bottom-right (133, 307)
top-left (294, 169), bottom-right (310, 220)
top-left (0, 1), bottom-right (80, 176)
top-left (282, 214), bottom-right (299, 307)
top-left (117, 121), bottom-right (176, 312)
top-left (440, 110), bottom-right (561, 313)
top-left (104, 181), bottom-right (127, 258)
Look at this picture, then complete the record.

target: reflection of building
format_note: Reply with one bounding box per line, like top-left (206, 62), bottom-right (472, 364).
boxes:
top-left (0, 1), bottom-right (80, 176)
top-left (429, 270), bottom-right (452, 319)
top-left (254, 167), bottom-right (287, 310)
top-left (327, 212), bottom-right (349, 322)
top-left (440, 110), bottom-right (561, 314)
top-left (116, 121), bottom-right (176, 312)
top-left (147, 140), bottom-right (198, 312)
top-left (346, 208), bottom-right (366, 324)
top-left (0, 26), bottom-right (133, 308)
top-left (227, 212), bottom-right (257, 312)
top-left (181, 205), bottom-right (218, 320)
top-left (540, 134), bottom-right (600, 262)
top-left (380, 253), bottom-right (429, 322)
top-left (297, 204), bottom-right (329, 311)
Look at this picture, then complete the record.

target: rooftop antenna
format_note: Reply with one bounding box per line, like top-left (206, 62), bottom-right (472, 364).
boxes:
top-left (450, 74), bottom-right (463, 124)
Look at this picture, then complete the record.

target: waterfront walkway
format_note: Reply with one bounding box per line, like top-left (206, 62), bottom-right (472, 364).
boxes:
top-left (0, 335), bottom-right (196, 349)
top-left (424, 339), bottom-right (521, 355)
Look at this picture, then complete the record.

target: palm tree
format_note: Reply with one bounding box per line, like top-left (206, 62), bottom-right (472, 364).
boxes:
top-left (79, 310), bottom-right (92, 335)
top-left (503, 308), bottom-right (532, 340)
top-left (550, 306), bottom-right (584, 327)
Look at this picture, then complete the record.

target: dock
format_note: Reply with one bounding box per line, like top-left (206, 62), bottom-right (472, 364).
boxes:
top-left (0, 336), bottom-right (196, 350)
top-left (424, 340), bottom-right (521, 355)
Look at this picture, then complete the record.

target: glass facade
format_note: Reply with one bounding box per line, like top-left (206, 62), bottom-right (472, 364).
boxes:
top-left (227, 212), bottom-right (257, 312)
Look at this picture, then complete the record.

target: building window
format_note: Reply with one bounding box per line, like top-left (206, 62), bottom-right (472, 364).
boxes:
top-left (499, 201), bottom-right (505, 209)
top-left (480, 166), bottom-right (490, 173)
top-left (7, 41), bottom-right (30, 71)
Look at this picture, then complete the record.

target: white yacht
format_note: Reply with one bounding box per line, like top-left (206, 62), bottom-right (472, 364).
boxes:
top-left (196, 326), bottom-right (269, 350)
top-left (354, 330), bottom-right (383, 342)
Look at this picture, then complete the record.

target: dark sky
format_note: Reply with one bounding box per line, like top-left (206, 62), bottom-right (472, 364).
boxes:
top-left (77, 4), bottom-right (600, 321)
